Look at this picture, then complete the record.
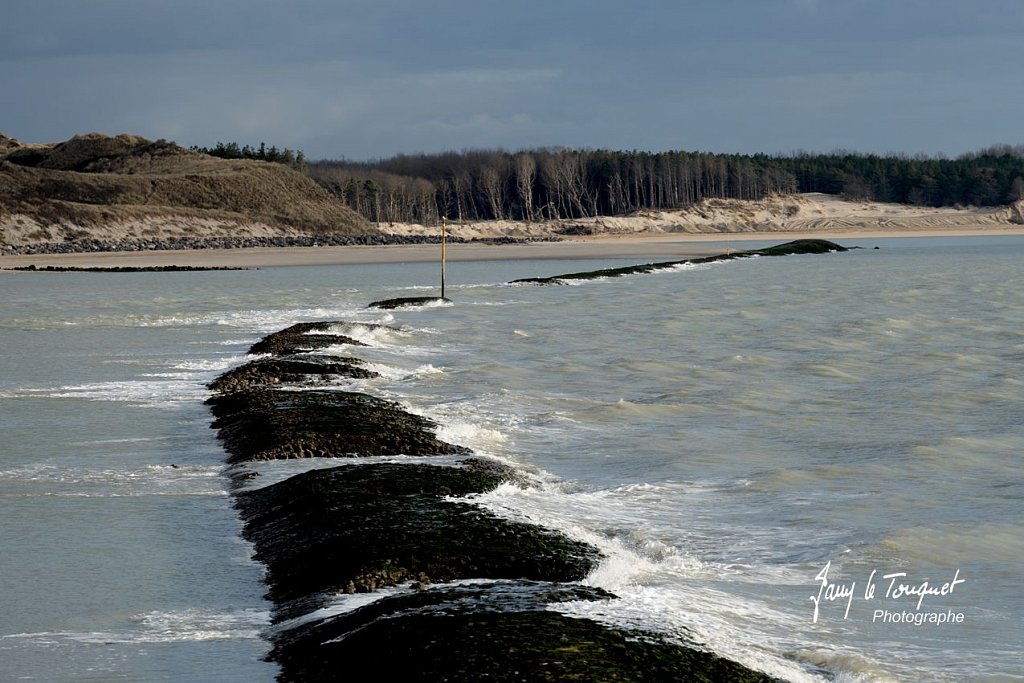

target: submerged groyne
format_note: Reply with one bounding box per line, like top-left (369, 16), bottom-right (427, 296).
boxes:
top-left (206, 319), bottom-right (779, 681)
top-left (511, 238), bottom-right (848, 284)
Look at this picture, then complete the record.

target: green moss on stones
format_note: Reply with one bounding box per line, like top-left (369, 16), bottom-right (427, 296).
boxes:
top-left (207, 388), bottom-right (470, 463)
top-left (206, 320), bottom-right (785, 682)
top-left (271, 597), bottom-right (779, 682)
top-left (207, 354), bottom-right (378, 394)
top-left (235, 463), bottom-right (602, 616)
top-left (247, 321), bottom-right (369, 356)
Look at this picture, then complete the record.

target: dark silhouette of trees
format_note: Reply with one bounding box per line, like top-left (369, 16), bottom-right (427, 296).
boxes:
top-left (305, 145), bottom-right (1024, 224)
top-left (311, 165), bottom-right (438, 226)
top-left (191, 141), bottom-right (306, 171)
top-left (777, 147), bottom-right (1024, 207)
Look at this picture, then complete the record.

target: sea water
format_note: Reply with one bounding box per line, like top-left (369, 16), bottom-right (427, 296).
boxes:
top-left (1, 236), bottom-right (1021, 682)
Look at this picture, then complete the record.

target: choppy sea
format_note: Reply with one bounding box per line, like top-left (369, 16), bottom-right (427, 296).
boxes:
top-left (1, 236), bottom-right (1021, 682)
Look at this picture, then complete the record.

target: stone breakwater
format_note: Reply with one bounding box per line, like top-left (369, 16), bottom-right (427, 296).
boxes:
top-left (1, 233), bottom-right (541, 255)
top-left (207, 319), bottom-right (778, 681)
top-left (512, 238), bottom-right (849, 284)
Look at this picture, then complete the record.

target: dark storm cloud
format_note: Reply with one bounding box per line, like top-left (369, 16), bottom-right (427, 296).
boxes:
top-left (2, 0), bottom-right (1022, 159)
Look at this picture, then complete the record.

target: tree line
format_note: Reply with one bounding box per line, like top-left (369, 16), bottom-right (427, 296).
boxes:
top-left (776, 145), bottom-right (1024, 207)
top-left (197, 143), bottom-right (1024, 225)
top-left (191, 141), bottom-right (306, 169)
top-left (309, 149), bottom-right (798, 225)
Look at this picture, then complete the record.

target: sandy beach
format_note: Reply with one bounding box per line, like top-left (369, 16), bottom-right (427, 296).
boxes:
top-left (0, 238), bottom-right (722, 270)
top-left (3, 193), bottom-right (1023, 270)
top-left (1, 226), bottom-right (1022, 271)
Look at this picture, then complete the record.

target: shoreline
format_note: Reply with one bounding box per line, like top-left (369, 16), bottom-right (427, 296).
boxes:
top-left (2, 226), bottom-right (1022, 270)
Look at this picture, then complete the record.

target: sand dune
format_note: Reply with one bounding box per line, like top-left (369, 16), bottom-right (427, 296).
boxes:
top-left (4, 181), bottom-right (1023, 271)
top-left (0, 132), bottom-right (369, 247)
top-left (381, 193), bottom-right (1024, 241)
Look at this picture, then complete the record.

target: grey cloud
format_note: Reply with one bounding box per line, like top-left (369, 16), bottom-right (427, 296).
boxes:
top-left (2, 0), bottom-right (1022, 158)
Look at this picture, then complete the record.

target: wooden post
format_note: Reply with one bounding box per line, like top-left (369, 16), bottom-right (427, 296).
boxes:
top-left (441, 215), bottom-right (447, 299)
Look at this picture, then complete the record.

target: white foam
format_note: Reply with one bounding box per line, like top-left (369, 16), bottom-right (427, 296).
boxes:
top-left (134, 608), bottom-right (270, 642)
top-left (277, 578), bottom-right (522, 639)
top-left (334, 323), bottom-right (404, 347)
top-left (435, 422), bottom-right (508, 450)
top-left (322, 339), bottom-right (446, 359)
top-left (658, 261), bottom-right (704, 273)
top-left (74, 437), bottom-right (168, 445)
top-left (0, 463), bottom-right (228, 497)
top-left (552, 585), bottom-right (827, 682)
top-left (2, 608), bottom-right (270, 645)
top-left (229, 454), bottom-right (480, 492)
top-left (3, 351), bottom-right (251, 406)
top-left (416, 298), bottom-right (454, 309)
top-left (357, 362), bottom-right (447, 382)
top-left (170, 356), bottom-right (249, 372)
top-left (20, 379), bottom-right (205, 406)
top-left (794, 648), bottom-right (902, 683)
top-left (134, 306), bottom-right (369, 331)
top-left (271, 585), bottom-right (410, 633)
top-left (456, 481), bottom-right (842, 682)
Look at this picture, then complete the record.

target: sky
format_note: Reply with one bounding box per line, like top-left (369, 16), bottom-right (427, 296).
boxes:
top-left (2, 0), bottom-right (1022, 161)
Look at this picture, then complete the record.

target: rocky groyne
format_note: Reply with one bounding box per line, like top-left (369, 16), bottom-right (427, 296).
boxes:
top-left (207, 319), bottom-right (778, 681)
top-left (512, 238), bottom-right (848, 284)
top-left (1, 233), bottom-right (544, 256)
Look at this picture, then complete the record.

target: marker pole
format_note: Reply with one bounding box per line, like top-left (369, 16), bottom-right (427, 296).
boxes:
top-left (441, 215), bottom-right (447, 299)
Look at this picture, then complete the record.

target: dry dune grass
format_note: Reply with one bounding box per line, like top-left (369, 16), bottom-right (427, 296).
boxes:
top-left (4, 132), bottom-right (1023, 249)
top-left (0, 132), bottom-right (371, 246)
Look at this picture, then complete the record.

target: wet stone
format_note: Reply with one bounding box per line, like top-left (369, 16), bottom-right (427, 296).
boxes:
top-left (269, 581), bottom-right (778, 683)
top-left (234, 463), bottom-right (602, 617)
top-left (368, 296), bottom-right (451, 309)
top-left (512, 239), bottom-right (849, 284)
top-left (207, 354), bottom-right (378, 394)
top-left (206, 388), bottom-right (470, 463)
top-left (247, 321), bottom-right (375, 356)
top-left (205, 320), bottom-right (782, 682)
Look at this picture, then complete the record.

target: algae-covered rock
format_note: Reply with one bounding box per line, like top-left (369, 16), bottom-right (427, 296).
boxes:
top-left (207, 354), bottom-right (377, 394)
top-left (752, 238), bottom-right (847, 256)
top-left (247, 321), bottom-right (368, 356)
top-left (368, 296), bottom-right (451, 309)
top-left (269, 581), bottom-right (778, 682)
top-left (207, 388), bottom-right (470, 463)
top-left (511, 260), bottom-right (683, 284)
top-left (234, 463), bottom-right (602, 613)
top-left (512, 239), bottom-right (849, 284)
top-left (204, 319), bottom-right (784, 682)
